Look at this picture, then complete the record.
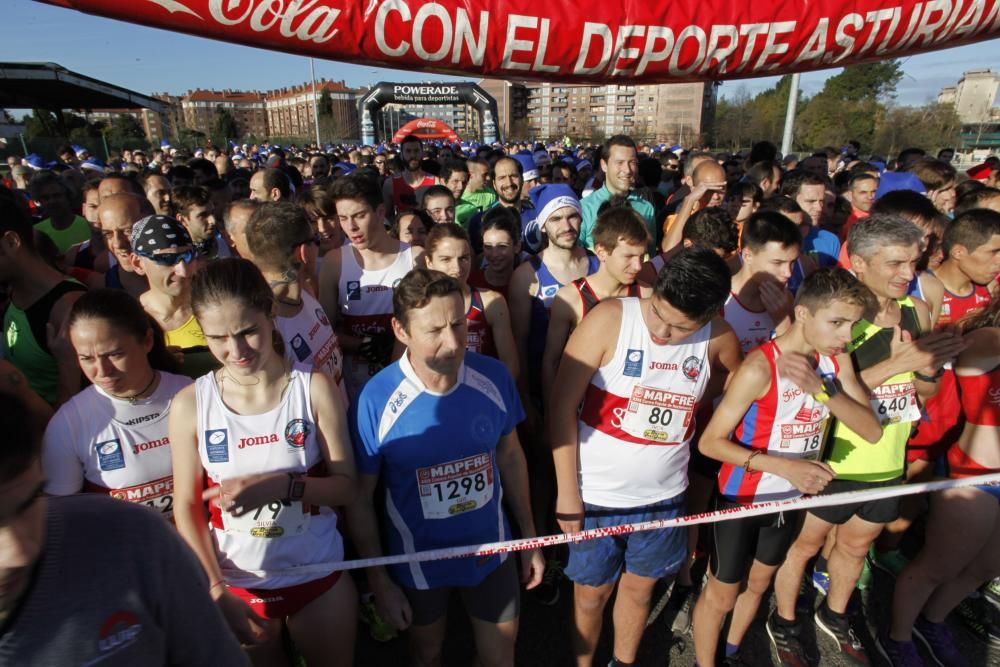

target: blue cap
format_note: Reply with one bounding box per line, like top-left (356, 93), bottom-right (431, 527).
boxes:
top-left (876, 172), bottom-right (926, 199)
top-left (79, 157), bottom-right (106, 173)
top-left (529, 183), bottom-right (581, 231)
top-left (513, 153), bottom-right (538, 181)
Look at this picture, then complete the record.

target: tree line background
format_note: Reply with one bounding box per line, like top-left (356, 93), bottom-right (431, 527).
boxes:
top-left (713, 60), bottom-right (963, 157)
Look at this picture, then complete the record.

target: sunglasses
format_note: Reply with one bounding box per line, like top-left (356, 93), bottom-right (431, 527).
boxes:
top-left (137, 248), bottom-right (196, 266)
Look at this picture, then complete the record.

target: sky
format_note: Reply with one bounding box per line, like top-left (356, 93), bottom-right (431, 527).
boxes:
top-left (3, 0), bottom-right (998, 107)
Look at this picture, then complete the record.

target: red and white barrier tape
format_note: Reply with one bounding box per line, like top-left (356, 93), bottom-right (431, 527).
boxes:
top-left (233, 472), bottom-right (1000, 581)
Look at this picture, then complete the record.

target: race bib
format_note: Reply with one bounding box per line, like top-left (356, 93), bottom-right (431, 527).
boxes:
top-left (222, 500), bottom-right (311, 538)
top-left (620, 386), bottom-right (695, 443)
top-left (416, 453), bottom-right (494, 520)
top-left (111, 476), bottom-right (174, 518)
top-left (871, 381), bottom-right (921, 425)
top-left (778, 420), bottom-right (827, 461)
top-left (466, 330), bottom-right (482, 353)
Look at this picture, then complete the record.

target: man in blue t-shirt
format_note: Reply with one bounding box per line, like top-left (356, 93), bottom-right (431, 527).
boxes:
top-left (781, 170), bottom-right (841, 268)
top-left (347, 268), bottom-right (544, 665)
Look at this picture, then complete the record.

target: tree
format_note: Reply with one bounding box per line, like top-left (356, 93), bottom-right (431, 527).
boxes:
top-left (104, 113), bottom-right (147, 151)
top-left (872, 103), bottom-right (963, 158)
top-left (212, 105), bottom-right (239, 145)
top-left (177, 126), bottom-right (207, 150)
top-left (713, 86), bottom-right (754, 150)
top-left (795, 61), bottom-right (902, 151)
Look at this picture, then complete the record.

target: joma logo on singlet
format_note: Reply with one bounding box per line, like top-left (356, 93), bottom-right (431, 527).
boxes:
top-left (132, 438), bottom-right (169, 455)
top-left (366, 285), bottom-right (390, 293)
top-left (237, 434), bottom-right (280, 449)
top-left (648, 361), bottom-right (678, 370)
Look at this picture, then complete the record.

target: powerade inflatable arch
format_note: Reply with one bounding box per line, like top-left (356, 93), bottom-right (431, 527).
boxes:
top-left (360, 82), bottom-right (498, 145)
top-left (38, 1), bottom-right (1000, 87)
top-left (391, 117), bottom-right (461, 144)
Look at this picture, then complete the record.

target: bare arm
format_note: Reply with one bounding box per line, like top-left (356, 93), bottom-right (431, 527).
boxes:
top-left (540, 287), bottom-right (577, 408)
top-left (48, 291), bottom-right (85, 407)
top-left (496, 428), bottom-right (545, 588)
top-left (169, 386), bottom-right (225, 588)
top-left (496, 430), bottom-right (537, 538)
top-left (318, 249), bottom-right (362, 355)
top-left (483, 289), bottom-right (520, 381)
top-left (306, 371), bottom-right (357, 506)
top-left (345, 473), bottom-right (414, 630)
top-left (549, 301), bottom-right (619, 533)
top-left (918, 272), bottom-right (945, 330)
top-left (699, 354), bottom-right (835, 494)
top-left (508, 262), bottom-right (537, 396)
top-left (0, 359), bottom-right (53, 436)
top-left (704, 318), bottom-right (743, 404)
top-left (828, 353), bottom-right (883, 444)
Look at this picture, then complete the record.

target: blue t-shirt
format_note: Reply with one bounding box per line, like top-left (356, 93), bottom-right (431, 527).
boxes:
top-left (803, 227), bottom-right (841, 269)
top-left (351, 351), bottom-right (526, 589)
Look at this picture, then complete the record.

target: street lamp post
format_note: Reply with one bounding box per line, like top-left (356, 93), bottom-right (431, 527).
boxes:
top-left (309, 58), bottom-right (321, 148)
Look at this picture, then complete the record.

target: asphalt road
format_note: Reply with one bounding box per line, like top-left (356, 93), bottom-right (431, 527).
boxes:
top-left (355, 564), bottom-right (1000, 666)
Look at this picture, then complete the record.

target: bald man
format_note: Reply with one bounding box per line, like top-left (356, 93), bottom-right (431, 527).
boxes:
top-left (97, 174), bottom-right (140, 203)
top-left (661, 160), bottom-right (728, 253)
top-left (221, 199), bottom-right (259, 259)
top-left (97, 193), bottom-right (151, 298)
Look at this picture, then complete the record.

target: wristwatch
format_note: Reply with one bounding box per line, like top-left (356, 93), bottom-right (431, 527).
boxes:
top-left (812, 376), bottom-right (839, 404)
top-left (286, 473), bottom-right (306, 502)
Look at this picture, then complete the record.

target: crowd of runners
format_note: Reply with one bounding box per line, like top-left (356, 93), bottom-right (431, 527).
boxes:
top-left (1, 135), bottom-right (1000, 667)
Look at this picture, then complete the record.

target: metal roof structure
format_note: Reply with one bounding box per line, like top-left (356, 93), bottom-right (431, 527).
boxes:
top-left (0, 62), bottom-right (166, 113)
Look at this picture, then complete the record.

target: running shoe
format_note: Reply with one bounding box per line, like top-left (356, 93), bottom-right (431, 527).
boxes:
top-left (359, 598), bottom-right (398, 642)
top-left (812, 568), bottom-right (831, 596)
top-left (952, 596), bottom-right (1000, 648)
top-left (876, 633), bottom-right (924, 667)
top-left (913, 616), bottom-right (969, 667)
top-left (532, 559), bottom-right (564, 606)
top-left (870, 546), bottom-right (910, 578)
top-left (985, 578), bottom-right (1000, 610)
top-left (766, 611), bottom-right (810, 667)
top-left (670, 583), bottom-right (697, 635)
top-left (814, 604), bottom-right (870, 665)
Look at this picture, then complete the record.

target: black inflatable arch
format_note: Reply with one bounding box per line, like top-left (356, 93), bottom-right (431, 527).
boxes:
top-left (359, 81), bottom-right (499, 146)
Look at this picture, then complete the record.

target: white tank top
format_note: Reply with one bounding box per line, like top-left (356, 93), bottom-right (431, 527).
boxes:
top-left (719, 341), bottom-right (839, 504)
top-left (41, 372), bottom-right (191, 519)
top-left (337, 243), bottom-right (415, 398)
top-left (577, 298), bottom-right (711, 507)
top-left (195, 366), bottom-right (343, 589)
top-left (723, 291), bottom-right (776, 355)
top-left (276, 290), bottom-right (347, 405)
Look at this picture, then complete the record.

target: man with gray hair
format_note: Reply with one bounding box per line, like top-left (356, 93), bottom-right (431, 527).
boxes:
top-left (766, 214), bottom-right (966, 667)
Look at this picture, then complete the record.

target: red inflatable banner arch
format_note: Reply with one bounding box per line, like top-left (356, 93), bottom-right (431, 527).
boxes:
top-left (391, 117), bottom-right (461, 143)
top-left (37, 0), bottom-right (1000, 84)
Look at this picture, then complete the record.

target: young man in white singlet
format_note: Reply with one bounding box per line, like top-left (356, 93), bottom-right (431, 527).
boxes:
top-left (244, 201), bottom-right (347, 402)
top-left (319, 174), bottom-right (423, 400)
top-left (726, 211), bottom-right (803, 355)
top-left (692, 268), bottom-right (882, 667)
top-left (542, 207), bottom-right (650, 406)
top-left (550, 247), bottom-right (742, 667)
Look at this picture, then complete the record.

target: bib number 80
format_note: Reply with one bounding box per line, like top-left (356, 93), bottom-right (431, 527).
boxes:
top-left (648, 407), bottom-right (673, 426)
